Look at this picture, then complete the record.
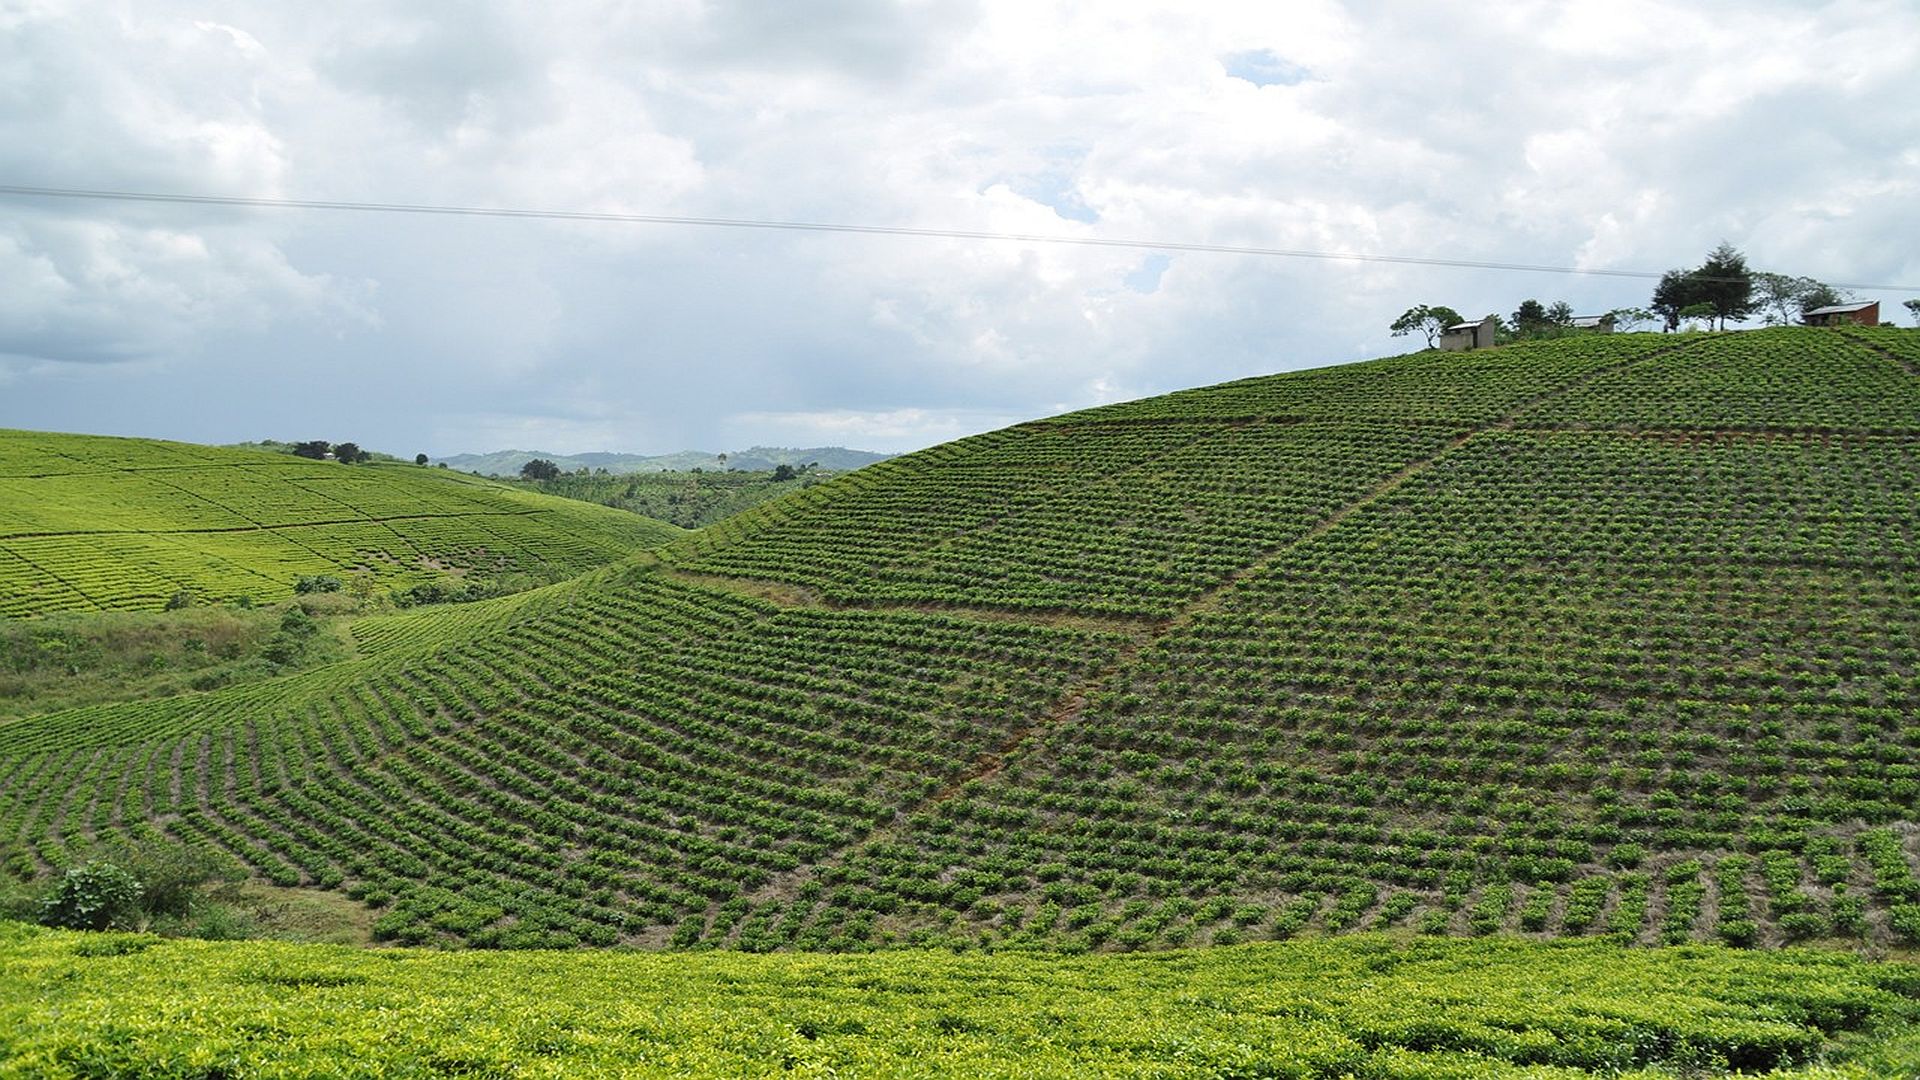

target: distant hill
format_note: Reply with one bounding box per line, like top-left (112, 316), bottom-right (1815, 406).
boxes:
top-left (0, 430), bottom-right (683, 616)
top-left (5, 327), bottom-right (1920, 955)
top-left (510, 467), bottom-right (833, 529)
top-left (440, 446), bottom-right (893, 476)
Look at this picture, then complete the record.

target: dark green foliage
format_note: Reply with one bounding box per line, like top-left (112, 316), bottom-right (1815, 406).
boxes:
top-left (520, 458), bottom-right (562, 481)
top-left (1651, 269), bottom-right (1694, 331)
top-left (294, 575), bottom-right (344, 594)
top-left (40, 862), bottom-right (143, 931)
top-left (1650, 243), bottom-right (1759, 330)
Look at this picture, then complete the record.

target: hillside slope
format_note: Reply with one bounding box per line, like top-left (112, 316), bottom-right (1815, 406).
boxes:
top-left (0, 431), bottom-right (684, 616)
top-left (3, 327), bottom-right (1918, 952)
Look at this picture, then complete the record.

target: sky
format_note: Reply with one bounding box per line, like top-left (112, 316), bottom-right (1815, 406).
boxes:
top-left (3, 1), bottom-right (1918, 457)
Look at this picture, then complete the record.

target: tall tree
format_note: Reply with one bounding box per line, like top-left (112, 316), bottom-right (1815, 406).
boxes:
top-left (1797, 282), bottom-right (1851, 321)
top-left (1906, 298), bottom-right (1920, 327)
top-left (520, 458), bottom-right (561, 481)
top-left (1754, 272), bottom-right (1850, 325)
top-left (1694, 242), bottom-right (1756, 329)
top-left (1389, 304), bottom-right (1465, 349)
top-left (1511, 299), bottom-right (1550, 336)
top-left (292, 440), bottom-right (331, 460)
top-left (1650, 269), bottom-right (1697, 332)
top-left (1605, 307), bottom-right (1657, 332)
top-left (1753, 273), bottom-right (1808, 326)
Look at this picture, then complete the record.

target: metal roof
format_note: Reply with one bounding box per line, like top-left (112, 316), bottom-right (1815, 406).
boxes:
top-left (1805, 302), bottom-right (1876, 315)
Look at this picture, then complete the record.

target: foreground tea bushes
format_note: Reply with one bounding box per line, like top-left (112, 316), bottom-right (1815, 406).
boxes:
top-left (3, 925), bottom-right (1917, 1078)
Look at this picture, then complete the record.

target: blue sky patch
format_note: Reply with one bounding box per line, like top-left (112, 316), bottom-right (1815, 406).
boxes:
top-left (1222, 48), bottom-right (1309, 87)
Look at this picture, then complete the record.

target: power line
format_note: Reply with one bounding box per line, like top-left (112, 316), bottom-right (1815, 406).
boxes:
top-left (2, 183), bottom-right (1915, 293)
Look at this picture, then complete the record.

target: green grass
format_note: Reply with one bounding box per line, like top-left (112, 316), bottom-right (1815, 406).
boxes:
top-left (0, 429), bottom-right (684, 616)
top-left (0, 599), bottom-right (374, 718)
top-left (1, 327), bottom-right (1918, 952)
top-left (3, 924), bottom-right (1917, 1077)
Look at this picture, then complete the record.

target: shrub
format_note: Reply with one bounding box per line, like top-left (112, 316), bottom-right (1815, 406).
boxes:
top-left (40, 862), bottom-right (144, 931)
top-left (294, 575), bottom-right (344, 595)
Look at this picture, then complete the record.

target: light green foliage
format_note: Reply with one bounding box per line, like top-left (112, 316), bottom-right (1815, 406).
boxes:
top-left (4, 927), bottom-right (1918, 1077)
top-left (0, 430), bottom-right (682, 616)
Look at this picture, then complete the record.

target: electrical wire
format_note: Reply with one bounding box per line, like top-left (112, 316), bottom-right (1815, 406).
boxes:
top-left (1, 183), bottom-right (1914, 293)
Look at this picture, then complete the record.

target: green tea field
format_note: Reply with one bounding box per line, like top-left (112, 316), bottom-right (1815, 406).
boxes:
top-left (0, 431), bottom-right (684, 616)
top-left (4, 925), bottom-right (1918, 1077)
top-left (3, 327), bottom-right (1919, 958)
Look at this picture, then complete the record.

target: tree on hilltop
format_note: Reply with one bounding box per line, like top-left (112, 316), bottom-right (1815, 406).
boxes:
top-left (520, 458), bottom-right (561, 481)
top-left (1754, 273), bottom-right (1847, 326)
top-left (1694, 242), bottom-right (1757, 329)
top-left (1511, 299), bottom-right (1548, 335)
top-left (1388, 304), bottom-right (1464, 349)
top-left (1606, 307), bottom-right (1657, 331)
top-left (332, 442), bottom-right (367, 464)
top-left (1795, 281), bottom-right (1852, 322)
top-left (415, 453), bottom-right (430, 466)
top-left (1654, 244), bottom-right (1755, 331)
top-left (1650, 269), bottom-right (1696, 332)
top-left (292, 440), bottom-right (331, 460)
top-left (1906, 298), bottom-right (1920, 326)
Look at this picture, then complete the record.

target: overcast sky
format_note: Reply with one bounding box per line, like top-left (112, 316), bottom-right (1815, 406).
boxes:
top-left (3, 1), bottom-right (1917, 456)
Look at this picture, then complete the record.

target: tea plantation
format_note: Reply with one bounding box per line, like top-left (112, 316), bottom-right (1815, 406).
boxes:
top-left (3, 327), bottom-right (1919, 960)
top-left (5, 924), bottom-right (1919, 1077)
top-left (0, 430), bottom-right (684, 615)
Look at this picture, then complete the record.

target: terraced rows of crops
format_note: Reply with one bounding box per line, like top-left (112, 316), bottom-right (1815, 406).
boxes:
top-left (663, 335), bottom-right (1694, 617)
top-left (797, 426), bottom-right (1919, 949)
top-left (0, 431), bottom-right (683, 616)
top-left (3, 327), bottom-right (1920, 952)
top-left (0, 565), bottom-right (1123, 946)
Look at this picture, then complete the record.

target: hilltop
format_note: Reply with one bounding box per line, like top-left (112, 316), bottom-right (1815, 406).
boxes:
top-left (0, 430), bottom-right (683, 616)
top-left (441, 446), bottom-right (893, 477)
top-left (2, 327), bottom-right (1918, 954)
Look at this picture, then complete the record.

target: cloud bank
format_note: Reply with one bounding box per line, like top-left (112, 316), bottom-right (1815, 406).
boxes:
top-left (3, 1), bottom-right (1915, 454)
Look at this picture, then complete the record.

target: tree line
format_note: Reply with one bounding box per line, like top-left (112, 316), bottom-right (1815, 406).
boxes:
top-left (288, 440), bottom-right (435, 467)
top-left (1392, 243), bottom-right (1913, 347)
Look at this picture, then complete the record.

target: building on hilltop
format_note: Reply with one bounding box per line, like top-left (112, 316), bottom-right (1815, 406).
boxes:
top-left (1803, 301), bottom-right (1879, 327)
top-left (1438, 315), bottom-right (1499, 352)
top-left (1569, 314), bottom-right (1615, 333)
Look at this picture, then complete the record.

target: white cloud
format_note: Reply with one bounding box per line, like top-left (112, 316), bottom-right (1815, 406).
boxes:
top-left (2, 0), bottom-right (1916, 454)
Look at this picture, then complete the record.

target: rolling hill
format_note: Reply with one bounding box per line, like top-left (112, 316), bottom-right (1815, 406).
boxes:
top-left (0, 431), bottom-right (685, 616)
top-left (3, 327), bottom-right (1919, 954)
top-left (440, 446), bottom-right (893, 477)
